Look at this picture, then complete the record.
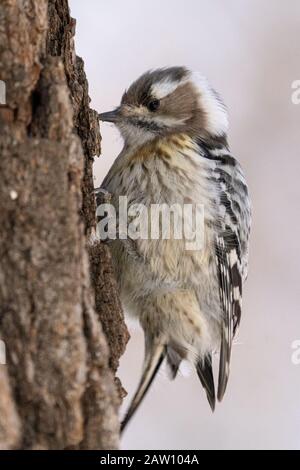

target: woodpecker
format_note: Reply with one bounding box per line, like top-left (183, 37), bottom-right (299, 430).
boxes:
top-left (98, 67), bottom-right (251, 433)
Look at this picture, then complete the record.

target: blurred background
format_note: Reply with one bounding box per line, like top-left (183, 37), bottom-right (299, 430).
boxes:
top-left (70, 0), bottom-right (300, 449)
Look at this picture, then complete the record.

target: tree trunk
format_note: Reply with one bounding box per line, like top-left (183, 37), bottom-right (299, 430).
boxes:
top-left (0, 0), bottom-right (129, 450)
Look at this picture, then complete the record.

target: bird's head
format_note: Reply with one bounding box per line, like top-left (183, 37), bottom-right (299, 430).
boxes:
top-left (99, 66), bottom-right (228, 147)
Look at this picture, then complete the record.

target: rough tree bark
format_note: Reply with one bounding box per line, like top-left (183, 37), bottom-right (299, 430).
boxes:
top-left (0, 0), bottom-right (129, 450)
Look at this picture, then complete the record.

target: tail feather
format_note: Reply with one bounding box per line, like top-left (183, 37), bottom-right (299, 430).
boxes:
top-left (217, 328), bottom-right (231, 401)
top-left (121, 342), bottom-right (166, 434)
top-left (166, 347), bottom-right (182, 380)
top-left (196, 353), bottom-right (216, 411)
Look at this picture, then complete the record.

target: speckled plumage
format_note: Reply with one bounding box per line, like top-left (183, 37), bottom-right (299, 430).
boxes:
top-left (99, 67), bottom-right (251, 431)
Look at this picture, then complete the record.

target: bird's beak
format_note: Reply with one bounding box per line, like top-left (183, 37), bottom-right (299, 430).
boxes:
top-left (98, 107), bottom-right (120, 123)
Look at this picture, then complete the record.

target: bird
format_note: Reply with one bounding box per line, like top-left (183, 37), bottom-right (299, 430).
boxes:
top-left (98, 66), bottom-right (251, 433)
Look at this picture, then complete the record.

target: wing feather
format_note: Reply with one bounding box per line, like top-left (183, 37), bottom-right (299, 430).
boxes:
top-left (215, 231), bottom-right (243, 401)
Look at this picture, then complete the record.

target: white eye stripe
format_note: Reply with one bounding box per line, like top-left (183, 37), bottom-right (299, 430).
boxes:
top-left (190, 73), bottom-right (229, 136)
top-left (151, 115), bottom-right (187, 127)
top-left (150, 79), bottom-right (183, 100)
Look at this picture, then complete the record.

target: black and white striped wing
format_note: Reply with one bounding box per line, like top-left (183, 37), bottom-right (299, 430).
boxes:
top-left (215, 230), bottom-right (243, 401)
top-left (203, 144), bottom-right (250, 402)
top-left (197, 141), bottom-right (251, 404)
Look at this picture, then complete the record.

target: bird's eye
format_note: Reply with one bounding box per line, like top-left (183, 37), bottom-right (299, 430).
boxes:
top-left (147, 99), bottom-right (160, 112)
